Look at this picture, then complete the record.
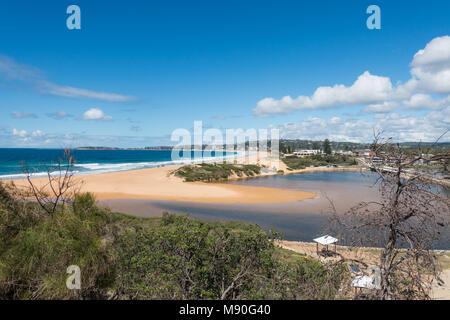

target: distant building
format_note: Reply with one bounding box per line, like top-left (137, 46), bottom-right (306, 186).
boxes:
top-left (293, 149), bottom-right (321, 157)
top-left (352, 149), bottom-right (374, 158)
top-left (335, 150), bottom-right (353, 156)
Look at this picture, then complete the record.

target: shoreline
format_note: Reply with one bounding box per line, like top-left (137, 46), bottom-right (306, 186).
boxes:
top-left (6, 163), bottom-right (321, 204)
top-left (4, 152), bottom-right (363, 204)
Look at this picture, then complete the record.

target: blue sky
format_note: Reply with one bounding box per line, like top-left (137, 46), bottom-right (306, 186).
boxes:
top-left (0, 0), bottom-right (449, 147)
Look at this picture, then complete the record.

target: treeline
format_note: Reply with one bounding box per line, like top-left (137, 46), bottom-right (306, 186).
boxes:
top-left (279, 139), bottom-right (368, 152)
top-left (0, 183), bottom-right (345, 300)
top-left (279, 139), bottom-right (450, 153)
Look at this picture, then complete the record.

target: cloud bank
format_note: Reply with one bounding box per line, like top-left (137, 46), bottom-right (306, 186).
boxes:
top-left (277, 106), bottom-right (450, 143)
top-left (253, 36), bottom-right (450, 117)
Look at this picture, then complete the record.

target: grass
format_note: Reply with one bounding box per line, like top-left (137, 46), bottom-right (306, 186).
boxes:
top-left (172, 163), bottom-right (263, 182)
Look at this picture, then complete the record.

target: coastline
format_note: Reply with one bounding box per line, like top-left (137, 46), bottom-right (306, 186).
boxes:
top-left (7, 163), bottom-right (321, 204)
top-left (5, 151), bottom-right (362, 204)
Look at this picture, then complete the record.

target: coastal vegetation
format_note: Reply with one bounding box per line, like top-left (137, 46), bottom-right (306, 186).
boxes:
top-left (0, 183), bottom-right (345, 300)
top-left (282, 154), bottom-right (358, 170)
top-left (172, 163), bottom-right (262, 182)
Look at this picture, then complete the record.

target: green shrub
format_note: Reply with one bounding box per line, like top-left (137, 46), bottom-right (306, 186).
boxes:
top-left (0, 183), bottom-right (346, 300)
top-left (114, 213), bottom-right (345, 300)
top-left (282, 154), bottom-right (357, 170)
top-left (0, 189), bottom-right (115, 299)
top-left (172, 163), bottom-right (262, 182)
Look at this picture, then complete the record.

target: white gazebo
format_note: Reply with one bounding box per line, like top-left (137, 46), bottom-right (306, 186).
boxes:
top-left (313, 235), bottom-right (338, 255)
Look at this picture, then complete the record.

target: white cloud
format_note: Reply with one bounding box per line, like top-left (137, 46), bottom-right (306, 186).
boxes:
top-left (41, 81), bottom-right (136, 102)
top-left (412, 36), bottom-right (450, 68)
top-left (7, 128), bottom-right (53, 146)
top-left (0, 131), bottom-right (174, 148)
top-left (401, 93), bottom-right (450, 110)
top-left (81, 108), bottom-right (113, 121)
top-left (277, 107), bottom-right (450, 143)
top-left (364, 101), bottom-right (399, 114)
top-left (254, 71), bottom-right (393, 117)
top-left (12, 128), bottom-right (45, 139)
top-left (0, 55), bottom-right (136, 102)
top-left (254, 35), bottom-right (450, 117)
top-left (406, 37), bottom-right (450, 94)
top-left (364, 94), bottom-right (450, 113)
top-left (12, 128), bottom-right (27, 137)
top-left (31, 130), bottom-right (44, 137)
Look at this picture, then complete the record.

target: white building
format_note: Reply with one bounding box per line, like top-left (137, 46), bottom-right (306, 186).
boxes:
top-left (293, 149), bottom-right (321, 157)
top-left (336, 150), bottom-right (353, 156)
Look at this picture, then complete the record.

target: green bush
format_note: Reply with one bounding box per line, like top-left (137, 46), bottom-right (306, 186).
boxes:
top-left (0, 183), bottom-right (346, 300)
top-left (282, 154), bottom-right (357, 170)
top-left (114, 213), bottom-right (345, 300)
top-left (172, 163), bottom-right (262, 182)
top-left (0, 188), bottom-right (115, 299)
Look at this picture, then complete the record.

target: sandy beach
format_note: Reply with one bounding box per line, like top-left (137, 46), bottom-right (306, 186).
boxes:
top-left (8, 162), bottom-right (321, 204)
top-left (6, 152), bottom-right (362, 204)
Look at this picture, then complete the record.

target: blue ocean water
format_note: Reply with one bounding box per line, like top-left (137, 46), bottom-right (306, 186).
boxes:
top-left (0, 148), bottom-right (237, 179)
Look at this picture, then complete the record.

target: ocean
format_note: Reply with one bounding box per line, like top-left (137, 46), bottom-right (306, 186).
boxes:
top-left (0, 148), bottom-right (237, 179)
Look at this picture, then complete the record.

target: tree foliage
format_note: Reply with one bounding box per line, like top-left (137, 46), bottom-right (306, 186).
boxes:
top-left (323, 139), bottom-right (332, 155)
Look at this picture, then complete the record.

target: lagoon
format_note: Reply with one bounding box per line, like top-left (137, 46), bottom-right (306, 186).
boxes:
top-left (102, 171), bottom-right (449, 249)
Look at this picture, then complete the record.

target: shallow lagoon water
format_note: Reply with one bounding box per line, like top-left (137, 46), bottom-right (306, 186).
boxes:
top-left (102, 170), bottom-right (450, 249)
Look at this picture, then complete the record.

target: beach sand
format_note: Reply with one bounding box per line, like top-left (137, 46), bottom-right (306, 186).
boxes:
top-left (432, 269), bottom-right (450, 300)
top-left (8, 163), bottom-right (321, 204)
top-left (7, 152), bottom-right (361, 204)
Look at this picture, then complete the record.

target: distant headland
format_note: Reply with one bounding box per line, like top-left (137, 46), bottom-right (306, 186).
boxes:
top-left (74, 146), bottom-right (173, 150)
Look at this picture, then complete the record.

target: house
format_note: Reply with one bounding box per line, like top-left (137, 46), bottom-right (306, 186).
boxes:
top-left (352, 149), bottom-right (374, 158)
top-left (293, 149), bottom-right (321, 157)
top-left (336, 150), bottom-right (353, 156)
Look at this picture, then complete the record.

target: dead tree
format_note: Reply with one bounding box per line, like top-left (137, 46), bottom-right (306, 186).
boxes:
top-left (23, 149), bottom-right (79, 216)
top-left (330, 132), bottom-right (450, 300)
